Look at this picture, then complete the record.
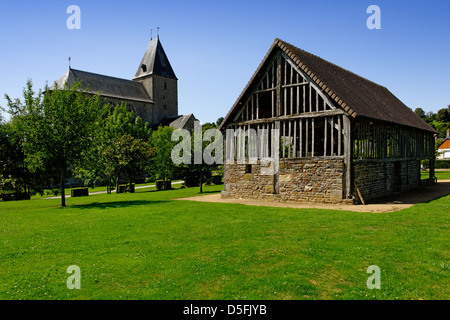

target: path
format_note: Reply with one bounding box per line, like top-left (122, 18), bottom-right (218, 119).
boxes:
top-left (44, 181), bottom-right (184, 199)
top-left (177, 180), bottom-right (450, 213)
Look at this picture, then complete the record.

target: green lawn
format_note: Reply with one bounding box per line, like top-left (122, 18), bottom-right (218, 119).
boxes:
top-left (0, 185), bottom-right (448, 300)
top-left (31, 180), bottom-right (183, 199)
top-left (421, 170), bottom-right (450, 180)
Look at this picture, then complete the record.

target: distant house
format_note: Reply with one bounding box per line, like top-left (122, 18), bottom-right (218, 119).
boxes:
top-left (437, 130), bottom-right (450, 159)
top-left (219, 38), bottom-right (437, 204)
top-left (51, 35), bottom-right (195, 131)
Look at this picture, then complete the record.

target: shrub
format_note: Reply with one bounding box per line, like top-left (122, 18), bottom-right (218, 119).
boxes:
top-left (164, 180), bottom-right (171, 190)
top-left (117, 184), bottom-right (135, 193)
top-left (1, 192), bottom-right (30, 202)
top-left (212, 175), bottom-right (223, 185)
top-left (71, 188), bottom-right (89, 197)
top-left (435, 160), bottom-right (450, 169)
top-left (156, 180), bottom-right (164, 190)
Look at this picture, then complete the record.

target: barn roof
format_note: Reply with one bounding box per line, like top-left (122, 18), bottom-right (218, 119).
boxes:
top-left (220, 38), bottom-right (436, 133)
top-left (51, 68), bottom-right (153, 104)
top-left (133, 36), bottom-right (177, 80)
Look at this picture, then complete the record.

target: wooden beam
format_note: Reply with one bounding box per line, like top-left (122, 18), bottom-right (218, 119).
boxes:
top-left (343, 115), bottom-right (352, 199)
top-left (276, 54), bottom-right (282, 117)
top-left (324, 117), bottom-right (328, 156)
top-left (231, 109), bottom-right (346, 127)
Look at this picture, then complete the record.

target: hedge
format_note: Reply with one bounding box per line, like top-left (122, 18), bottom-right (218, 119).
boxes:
top-left (1, 192), bottom-right (30, 202)
top-left (71, 188), bottom-right (89, 197)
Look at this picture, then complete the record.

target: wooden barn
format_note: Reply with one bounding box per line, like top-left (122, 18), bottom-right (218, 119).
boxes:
top-left (219, 38), bottom-right (437, 204)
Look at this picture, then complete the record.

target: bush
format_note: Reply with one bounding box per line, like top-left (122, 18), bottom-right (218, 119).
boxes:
top-left (435, 160), bottom-right (450, 169)
top-left (164, 180), bottom-right (171, 190)
top-left (156, 180), bottom-right (164, 190)
top-left (117, 184), bottom-right (135, 193)
top-left (212, 175), bottom-right (223, 185)
top-left (71, 188), bottom-right (89, 197)
top-left (1, 192), bottom-right (30, 202)
top-left (182, 175), bottom-right (199, 187)
top-left (422, 159), bottom-right (450, 169)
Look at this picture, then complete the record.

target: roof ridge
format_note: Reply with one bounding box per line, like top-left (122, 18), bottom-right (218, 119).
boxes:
top-left (70, 68), bottom-right (141, 84)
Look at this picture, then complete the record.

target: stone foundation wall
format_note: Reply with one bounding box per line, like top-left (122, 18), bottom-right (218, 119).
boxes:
top-left (353, 159), bottom-right (420, 202)
top-left (222, 158), bottom-right (345, 204)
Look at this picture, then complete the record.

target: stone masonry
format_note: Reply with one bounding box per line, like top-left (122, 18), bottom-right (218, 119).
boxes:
top-left (222, 158), bottom-right (345, 204)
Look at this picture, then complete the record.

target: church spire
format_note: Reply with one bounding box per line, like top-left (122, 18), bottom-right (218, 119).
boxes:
top-left (133, 36), bottom-right (177, 80)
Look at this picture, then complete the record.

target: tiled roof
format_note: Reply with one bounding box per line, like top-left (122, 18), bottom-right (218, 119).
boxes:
top-left (51, 68), bottom-right (153, 104)
top-left (220, 38), bottom-right (437, 133)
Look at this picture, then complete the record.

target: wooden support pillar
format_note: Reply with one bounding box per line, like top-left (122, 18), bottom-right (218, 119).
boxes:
top-left (343, 115), bottom-right (352, 199)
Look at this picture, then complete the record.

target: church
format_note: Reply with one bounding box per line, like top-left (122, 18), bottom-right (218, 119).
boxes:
top-left (53, 35), bottom-right (196, 131)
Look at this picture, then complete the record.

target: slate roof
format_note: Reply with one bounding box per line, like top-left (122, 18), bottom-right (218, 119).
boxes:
top-left (52, 68), bottom-right (153, 104)
top-left (133, 36), bottom-right (177, 80)
top-left (220, 38), bottom-right (437, 133)
top-left (159, 114), bottom-right (196, 130)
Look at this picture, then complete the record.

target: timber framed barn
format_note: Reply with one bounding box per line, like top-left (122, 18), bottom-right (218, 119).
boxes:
top-left (219, 38), bottom-right (437, 204)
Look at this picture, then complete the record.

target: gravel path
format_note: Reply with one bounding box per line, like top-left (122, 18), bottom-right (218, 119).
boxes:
top-left (44, 181), bottom-right (184, 199)
top-left (177, 180), bottom-right (450, 213)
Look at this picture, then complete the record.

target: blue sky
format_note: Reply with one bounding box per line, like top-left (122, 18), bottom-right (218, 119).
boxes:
top-left (0, 0), bottom-right (449, 124)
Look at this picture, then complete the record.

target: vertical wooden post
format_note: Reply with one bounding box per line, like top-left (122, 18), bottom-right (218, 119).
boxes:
top-left (324, 117), bottom-right (328, 156)
top-left (343, 115), bottom-right (352, 199)
top-left (338, 116), bottom-right (342, 156)
top-left (276, 54), bottom-right (282, 117)
top-left (306, 118), bottom-right (309, 156)
top-left (300, 118), bottom-right (303, 158)
top-left (312, 118), bottom-right (315, 157)
top-left (331, 116), bottom-right (335, 156)
top-left (294, 119), bottom-right (297, 158)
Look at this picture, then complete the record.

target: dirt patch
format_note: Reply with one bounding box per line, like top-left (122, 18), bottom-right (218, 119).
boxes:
top-left (177, 180), bottom-right (450, 213)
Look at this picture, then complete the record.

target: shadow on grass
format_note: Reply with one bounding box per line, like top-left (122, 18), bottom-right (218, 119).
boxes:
top-left (70, 200), bottom-right (167, 210)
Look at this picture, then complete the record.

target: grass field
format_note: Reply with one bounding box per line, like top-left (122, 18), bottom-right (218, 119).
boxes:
top-left (421, 170), bottom-right (450, 180)
top-left (0, 184), bottom-right (449, 300)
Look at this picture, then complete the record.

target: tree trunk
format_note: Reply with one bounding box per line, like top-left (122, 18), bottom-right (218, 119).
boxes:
top-left (199, 168), bottom-right (203, 193)
top-left (60, 165), bottom-right (66, 207)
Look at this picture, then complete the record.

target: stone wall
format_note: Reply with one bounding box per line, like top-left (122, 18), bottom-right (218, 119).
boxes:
top-left (137, 75), bottom-right (178, 124)
top-left (222, 158), bottom-right (345, 204)
top-left (353, 159), bottom-right (420, 202)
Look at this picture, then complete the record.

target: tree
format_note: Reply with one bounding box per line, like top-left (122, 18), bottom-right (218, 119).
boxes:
top-left (22, 81), bottom-right (102, 206)
top-left (216, 117), bottom-right (224, 127)
top-left (150, 125), bottom-right (177, 181)
top-left (2, 80), bottom-right (54, 197)
top-left (414, 108), bottom-right (425, 119)
top-left (75, 103), bottom-right (153, 193)
top-left (436, 107), bottom-right (450, 123)
top-left (103, 134), bottom-right (153, 191)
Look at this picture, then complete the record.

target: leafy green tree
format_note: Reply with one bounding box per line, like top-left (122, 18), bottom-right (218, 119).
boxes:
top-left (20, 80), bottom-right (102, 206)
top-left (75, 103), bottom-right (153, 193)
top-left (150, 125), bottom-right (177, 181)
top-left (103, 134), bottom-right (153, 191)
top-left (414, 108), bottom-right (425, 119)
top-left (216, 117), bottom-right (224, 127)
top-left (436, 106), bottom-right (450, 123)
top-left (2, 80), bottom-right (54, 197)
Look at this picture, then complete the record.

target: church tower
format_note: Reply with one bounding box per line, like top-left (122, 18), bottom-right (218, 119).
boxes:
top-left (133, 35), bottom-right (178, 124)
